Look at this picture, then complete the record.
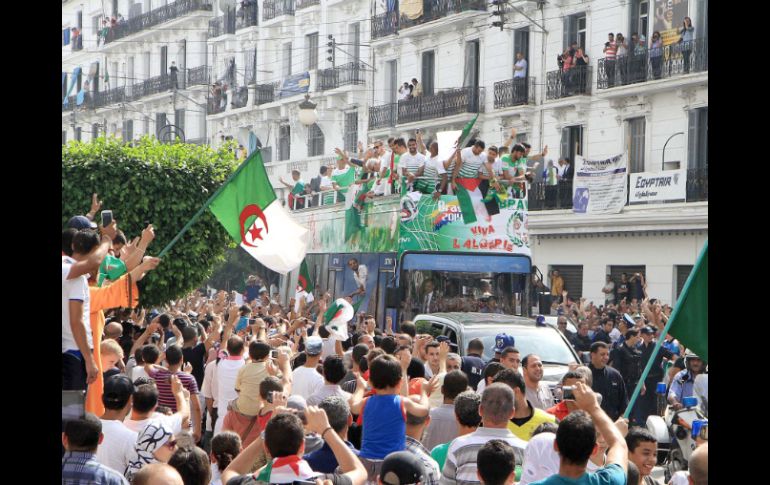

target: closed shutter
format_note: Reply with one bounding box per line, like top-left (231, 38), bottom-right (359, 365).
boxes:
top-left (562, 17), bottom-right (570, 50)
top-left (550, 265), bottom-right (583, 299)
top-left (675, 265), bottom-right (693, 301)
top-left (421, 51), bottom-right (435, 95)
top-left (175, 109), bottom-right (185, 132)
top-left (627, 117), bottom-right (645, 173)
top-left (629, 0), bottom-right (640, 44)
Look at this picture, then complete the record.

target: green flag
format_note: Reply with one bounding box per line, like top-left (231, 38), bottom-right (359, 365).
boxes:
top-left (97, 254), bottom-right (127, 287)
top-left (297, 259), bottom-right (314, 293)
top-left (458, 114), bottom-right (479, 148)
top-left (667, 241), bottom-right (708, 361)
top-left (352, 298), bottom-right (364, 314)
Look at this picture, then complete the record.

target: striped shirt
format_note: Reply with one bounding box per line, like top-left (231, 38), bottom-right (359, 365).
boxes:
top-left (148, 367), bottom-right (199, 411)
top-left (458, 147), bottom-right (486, 178)
top-left (62, 451), bottom-right (128, 485)
top-left (604, 41), bottom-right (617, 60)
top-left (405, 436), bottom-right (442, 485)
top-left (440, 427), bottom-right (526, 485)
top-left (400, 152), bottom-right (428, 175)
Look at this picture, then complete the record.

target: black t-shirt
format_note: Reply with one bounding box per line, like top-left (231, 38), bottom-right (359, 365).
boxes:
top-left (227, 472), bottom-right (353, 485)
top-left (461, 354), bottom-right (486, 390)
top-left (617, 282), bottom-right (629, 297)
top-left (182, 343), bottom-right (207, 388)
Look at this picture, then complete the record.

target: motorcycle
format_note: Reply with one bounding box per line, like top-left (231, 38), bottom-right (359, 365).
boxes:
top-left (646, 390), bottom-right (707, 482)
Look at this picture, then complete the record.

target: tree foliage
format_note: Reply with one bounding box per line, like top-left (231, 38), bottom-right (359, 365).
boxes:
top-left (62, 136), bottom-right (239, 307)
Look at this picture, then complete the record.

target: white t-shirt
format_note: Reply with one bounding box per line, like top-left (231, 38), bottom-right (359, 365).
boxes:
top-left (123, 412), bottom-right (184, 434)
top-left (514, 58), bottom-right (528, 78)
top-left (321, 337), bottom-right (337, 360)
top-left (291, 365), bottom-right (324, 400)
top-left (201, 360), bottom-right (218, 433)
top-left (217, 358), bottom-right (246, 411)
top-left (294, 290), bottom-right (315, 313)
top-left (352, 265), bottom-right (368, 291)
top-left (423, 156), bottom-right (447, 180)
top-left (519, 432), bottom-right (559, 485)
top-left (131, 366), bottom-right (149, 382)
top-left (458, 147), bottom-right (487, 178)
top-left (95, 419), bottom-right (138, 475)
top-left (400, 152), bottom-right (427, 175)
top-left (62, 257), bottom-right (92, 353)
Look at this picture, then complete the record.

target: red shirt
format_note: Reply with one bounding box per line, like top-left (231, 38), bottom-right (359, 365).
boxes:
top-left (148, 367), bottom-right (199, 411)
top-left (547, 401), bottom-right (570, 422)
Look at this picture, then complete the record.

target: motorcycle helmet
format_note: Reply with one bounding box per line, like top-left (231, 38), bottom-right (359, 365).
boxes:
top-left (684, 350), bottom-right (703, 370)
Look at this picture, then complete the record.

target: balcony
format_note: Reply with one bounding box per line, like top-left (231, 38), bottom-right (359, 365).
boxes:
top-left (62, 95), bottom-right (77, 112)
top-left (296, 0), bottom-right (320, 9)
top-left (209, 11), bottom-right (236, 38)
top-left (71, 36), bottom-right (83, 52)
top-left (317, 62), bottom-right (366, 91)
top-left (371, 11), bottom-right (398, 40)
top-left (92, 86), bottom-right (127, 108)
top-left (186, 66), bottom-right (211, 87)
top-left (236, 4), bottom-right (259, 30)
top-left (493, 77), bottom-right (535, 109)
top-left (528, 166), bottom-right (708, 211)
top-left (208, 94), bottom-right (226, 115)
top-left (399, 0), bottom-right (487, 30)
top-left (231, 86), bottom-right (249, 109)
top-left (369, 87), bottom-right (484, 129)
top-left (597, 38), bottom-right (708, 90)
top-left (254, 83), bottom-right (278, 105)
top-left (545, 65), bottom-right (591, 101)
top-left (263, 0), bottom-right (295, 21)
top-left (104, 0), bottom-right (213, 44)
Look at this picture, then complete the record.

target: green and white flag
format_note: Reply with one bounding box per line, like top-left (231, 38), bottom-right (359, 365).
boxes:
top-left (323, 298), bottom-right (353, 340)
top-left (667, 241), bottom-right (708, 361)
top-left (97, 254), bottom-right (127, 287)
top-left (297, 259), bottom-right (314, 294)
top-left (209, 151), bottom-right (308, 274)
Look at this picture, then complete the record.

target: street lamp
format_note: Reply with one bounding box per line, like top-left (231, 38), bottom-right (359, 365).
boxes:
top-left (297, 94), bottom-right (318, 126)
top-left (661, 132), bottom-right (684, 170)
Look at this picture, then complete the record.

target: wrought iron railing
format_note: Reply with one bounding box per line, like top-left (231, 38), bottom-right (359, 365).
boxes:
top-left (186, 66), bottom-right (211, 87)
top-left (231, 86), bottom-right (249, 109)
top-left (254, 83), bottom-right (278, 105)
top-left (263, 0), bottom-right (295, 20)
top-left (104, 0), bottom-right (213, 44)
top-left (368, 103), bottom-right (397, 130)
top-left (236, 4), bottom-right (259, 29)
top-left (71, 36), bottom-right (83, 51)
top-left (545, 65), bottom-right (591, 100)
top-left (685, 166), bottom-right (708, 202)
top-left (208, 94), bottom-right (226, 115)
top-left (317, 62), bottom-right (366, 91)
top-left (397, 86), bottom-right (484, 124)
top-left (493, 76), bottom-right (535, 109)
top-left (597, 38), bottom-right (708, 89)
top-left (528, 181), bottom-right (574, 211)
top-left (399, 0), bottom-right (487, 30)
top-left (143, 74), bottom-right (174, 96)
top-left (62, 95), bottom-right (77, 112)
top-left (371, 11), bottom-right (398, 39)
top-left (245, 53), bottom-right (257, 85)
top-left (92, 86), bottom-right (127, 108)
top-left (208, 10), bottom-right (236, 38)
top-left (296, 0), bottom-right (320, 9)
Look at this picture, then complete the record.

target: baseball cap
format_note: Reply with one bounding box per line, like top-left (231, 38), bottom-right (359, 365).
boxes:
top-left (103, 374), bottom-right (136, 406)
top-left (380, 451), bottom-right (425, 485)
top-left (67, 215), bottom-right (97, 230)
top-left (305, 336), bottom-right (323, 356)
top-left (640, 326), bottom-right (655, 335)
top-left (493, 333), bottom-right (515, 353)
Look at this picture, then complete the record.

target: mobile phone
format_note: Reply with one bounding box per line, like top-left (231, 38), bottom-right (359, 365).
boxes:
top-left (101, 210), bottom-right (113, 226)
top-left (562, 386), bottom-right (575, 401)
top-left (270, 349), bottom-right (279, 359)
top-left (62, 390), bottom-right (86, 421)
top-left (248, 318), bottom-right (257, 325)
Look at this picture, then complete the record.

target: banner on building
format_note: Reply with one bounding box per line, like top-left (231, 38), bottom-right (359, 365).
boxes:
top-left (629, 169), bottom-right (687, 204)
top-left (572, 153), bottom-right (627, 214)
top-left (654, 0), bottom-right (690, 46)
top-left (399, 193), bottom-right (531, 257)
top-left (279, 71), bottom-right (310, 98)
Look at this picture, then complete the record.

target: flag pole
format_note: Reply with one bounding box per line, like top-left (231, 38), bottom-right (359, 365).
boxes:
top-left (157, 150), bottom-right (257, 258)
top-left (623, 240), bottom-right (708, 419)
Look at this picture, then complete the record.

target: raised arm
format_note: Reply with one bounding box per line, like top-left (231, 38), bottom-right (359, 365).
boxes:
top-left (573, 382), bottom-right (628, 472)
top-left (306, 406), bottom-right (367, 485)
top-left (122, 224), bottom-right (156, 271)
top-left (502, 127), bottom-right (516, 149)
top-left (66, 223), bottom-right (117, 280)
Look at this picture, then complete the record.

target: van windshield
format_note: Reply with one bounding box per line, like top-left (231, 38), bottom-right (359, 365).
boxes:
top-left (464, 326), bottom-right (578, 364)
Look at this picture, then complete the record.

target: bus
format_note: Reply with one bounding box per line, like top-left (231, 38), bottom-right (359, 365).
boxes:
top-left (281, 184), bottom-right (534, 327)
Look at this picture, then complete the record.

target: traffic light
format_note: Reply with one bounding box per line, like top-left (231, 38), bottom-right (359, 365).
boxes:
top-left (327, 34), bottom-right (336, 67)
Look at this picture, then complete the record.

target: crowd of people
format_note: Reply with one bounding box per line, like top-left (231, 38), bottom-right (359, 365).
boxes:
top-left (62, 191), bottom-right (708, 484)
top-left (280, 127), bottom-right (550, 211)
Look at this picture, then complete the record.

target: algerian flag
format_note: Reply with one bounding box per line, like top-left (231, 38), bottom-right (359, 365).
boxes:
top-left (104, 67), bottom-right (110, 86)
top-left (455, 178), bottom-right (481, 224)
top-left (667, 240), bottom-right (708, 361)
top-left (324, 298), bottom-right (354, 340)
top-left (209, 151), bottom-right (308, 274)
top-left (332, 165), bottom-right (356, 203)
top-left (345, 178), bottom-right (374, 241)
top-left (297, 259), bottom-right (314, 293)
top-left (97, 254), bottom-right (127, 287)
top-left (458, 113), bottom-right (479, 149)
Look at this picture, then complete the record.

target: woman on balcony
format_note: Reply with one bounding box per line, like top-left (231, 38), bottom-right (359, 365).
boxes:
top-left (616, 33), bottom-right (628, 85)
top-left (679, 17), bottom-right (695, 73)
top-left (650, 31), bottom-right (663, 79)
top-left (560, 49), bottom-right (573, 96)
top-left (573, 48), bottom-right (589, 94)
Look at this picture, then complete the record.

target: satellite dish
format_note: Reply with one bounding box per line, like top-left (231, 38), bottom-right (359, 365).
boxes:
top-left (220, 0), bottom-right (236, 13)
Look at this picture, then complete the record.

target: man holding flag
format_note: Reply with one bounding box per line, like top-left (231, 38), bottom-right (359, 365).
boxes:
top-left (295, 259), bottom-right (315, 314)
top-left (451, 139), bottom-right (490, 224)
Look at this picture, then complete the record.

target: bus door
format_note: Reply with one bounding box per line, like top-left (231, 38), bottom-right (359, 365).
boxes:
top-left (328, 254), bottom-right (344, 300)
top-left (377, 253), bottom-right (397, 330)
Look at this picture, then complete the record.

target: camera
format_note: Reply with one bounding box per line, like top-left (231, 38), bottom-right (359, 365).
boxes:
top-left (562, 386), bottom-right (575, 401)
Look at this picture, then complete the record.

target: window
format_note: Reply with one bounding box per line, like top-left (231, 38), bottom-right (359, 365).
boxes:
top-left (349, 23), bottom-right (361, 62)
top-left (464, 40), bottom-right (480, 88)
top-left (549, 265), bottom-right (583, 299)
top-left (627, 117), bottom-right (646, 173)
top-left (156, 113), bottom-right (167, 137)
top-left (62, 131), bottom-right (67, 145)
top-left (283, 43), bottom-right (292, 77)
top-left (629, 0), bottom-right (650, 41)
top-left (160, 46), bottom-right (168, 77)
top-left (688, 107), bottom-right (708, 169)
top-left (92, 123), bottom-right (99, 140)
top-left (122, 120), bottom-right (134, 142)
top-left (75, 127), bottom-right (82, 141)
top-left (306, 33), bottom-right (319, 70)
top-left (344, 112), bottom-right (358, 153)
top-left (563, 13), bottom-right (586, 49)
top-left (279, 124), bottom-right (291, 161)
top-left (77, 10), bottom-right (83, 30)
top-left (560, 125), bottom-right (583, 163)
top-left (175, 109), bottom-right (185, 132)
top-left (675, 265), bottom-right (693, 301)
top-left (514, 27), bottom-right (529, 75)
top-left (144, 118), bottom-right (150, 137)
top-left (609, 266), bottom-right (645, 289)
top-left (308, 123), bottom-right (325, 157)
top-left (421, 51), bottom-right (435, 96)
top-left (386, 60), bottom-right (398, 103)
top-left (245, 48), bottom-right (257, 84)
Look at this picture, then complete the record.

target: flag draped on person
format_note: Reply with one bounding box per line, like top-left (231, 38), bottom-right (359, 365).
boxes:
top-left (666, 240), bottom-right (708, 361)
top-left (209, 151), bottom-right (308, 274)
top-left (344, 177), bottom-right (375, 241)
top-left (452, 114), bottom-right (480, 224)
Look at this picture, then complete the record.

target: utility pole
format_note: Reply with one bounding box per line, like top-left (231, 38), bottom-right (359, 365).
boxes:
top-left (491, 0), bottom-right (506, 31)
top-left (327, 34), bottom-right (336, 68)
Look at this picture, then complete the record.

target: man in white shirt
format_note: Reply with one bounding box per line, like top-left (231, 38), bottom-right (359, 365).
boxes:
top-left (291, 336), bottom-right (325, 400)
top-left (96, 375), bottom-right (138, 475)
top-left (62, 228), bottom-right (113, 390)
top-left (347, 258), bottom-right (368, 298)
top-left (513, 52), bottom-right (528, 78)
top-left (400, 137), bottom-right (428, 192)
top-left (415, 141), bottom-right (448, 198)
top-left (123, 377), bottom-right (190, 434)
top-left (521, 354), bottom-right (555, 410)
top-left (214, 335), bottom-right (246, 435)
top-left (307, 355), bottom-right (351, 406)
